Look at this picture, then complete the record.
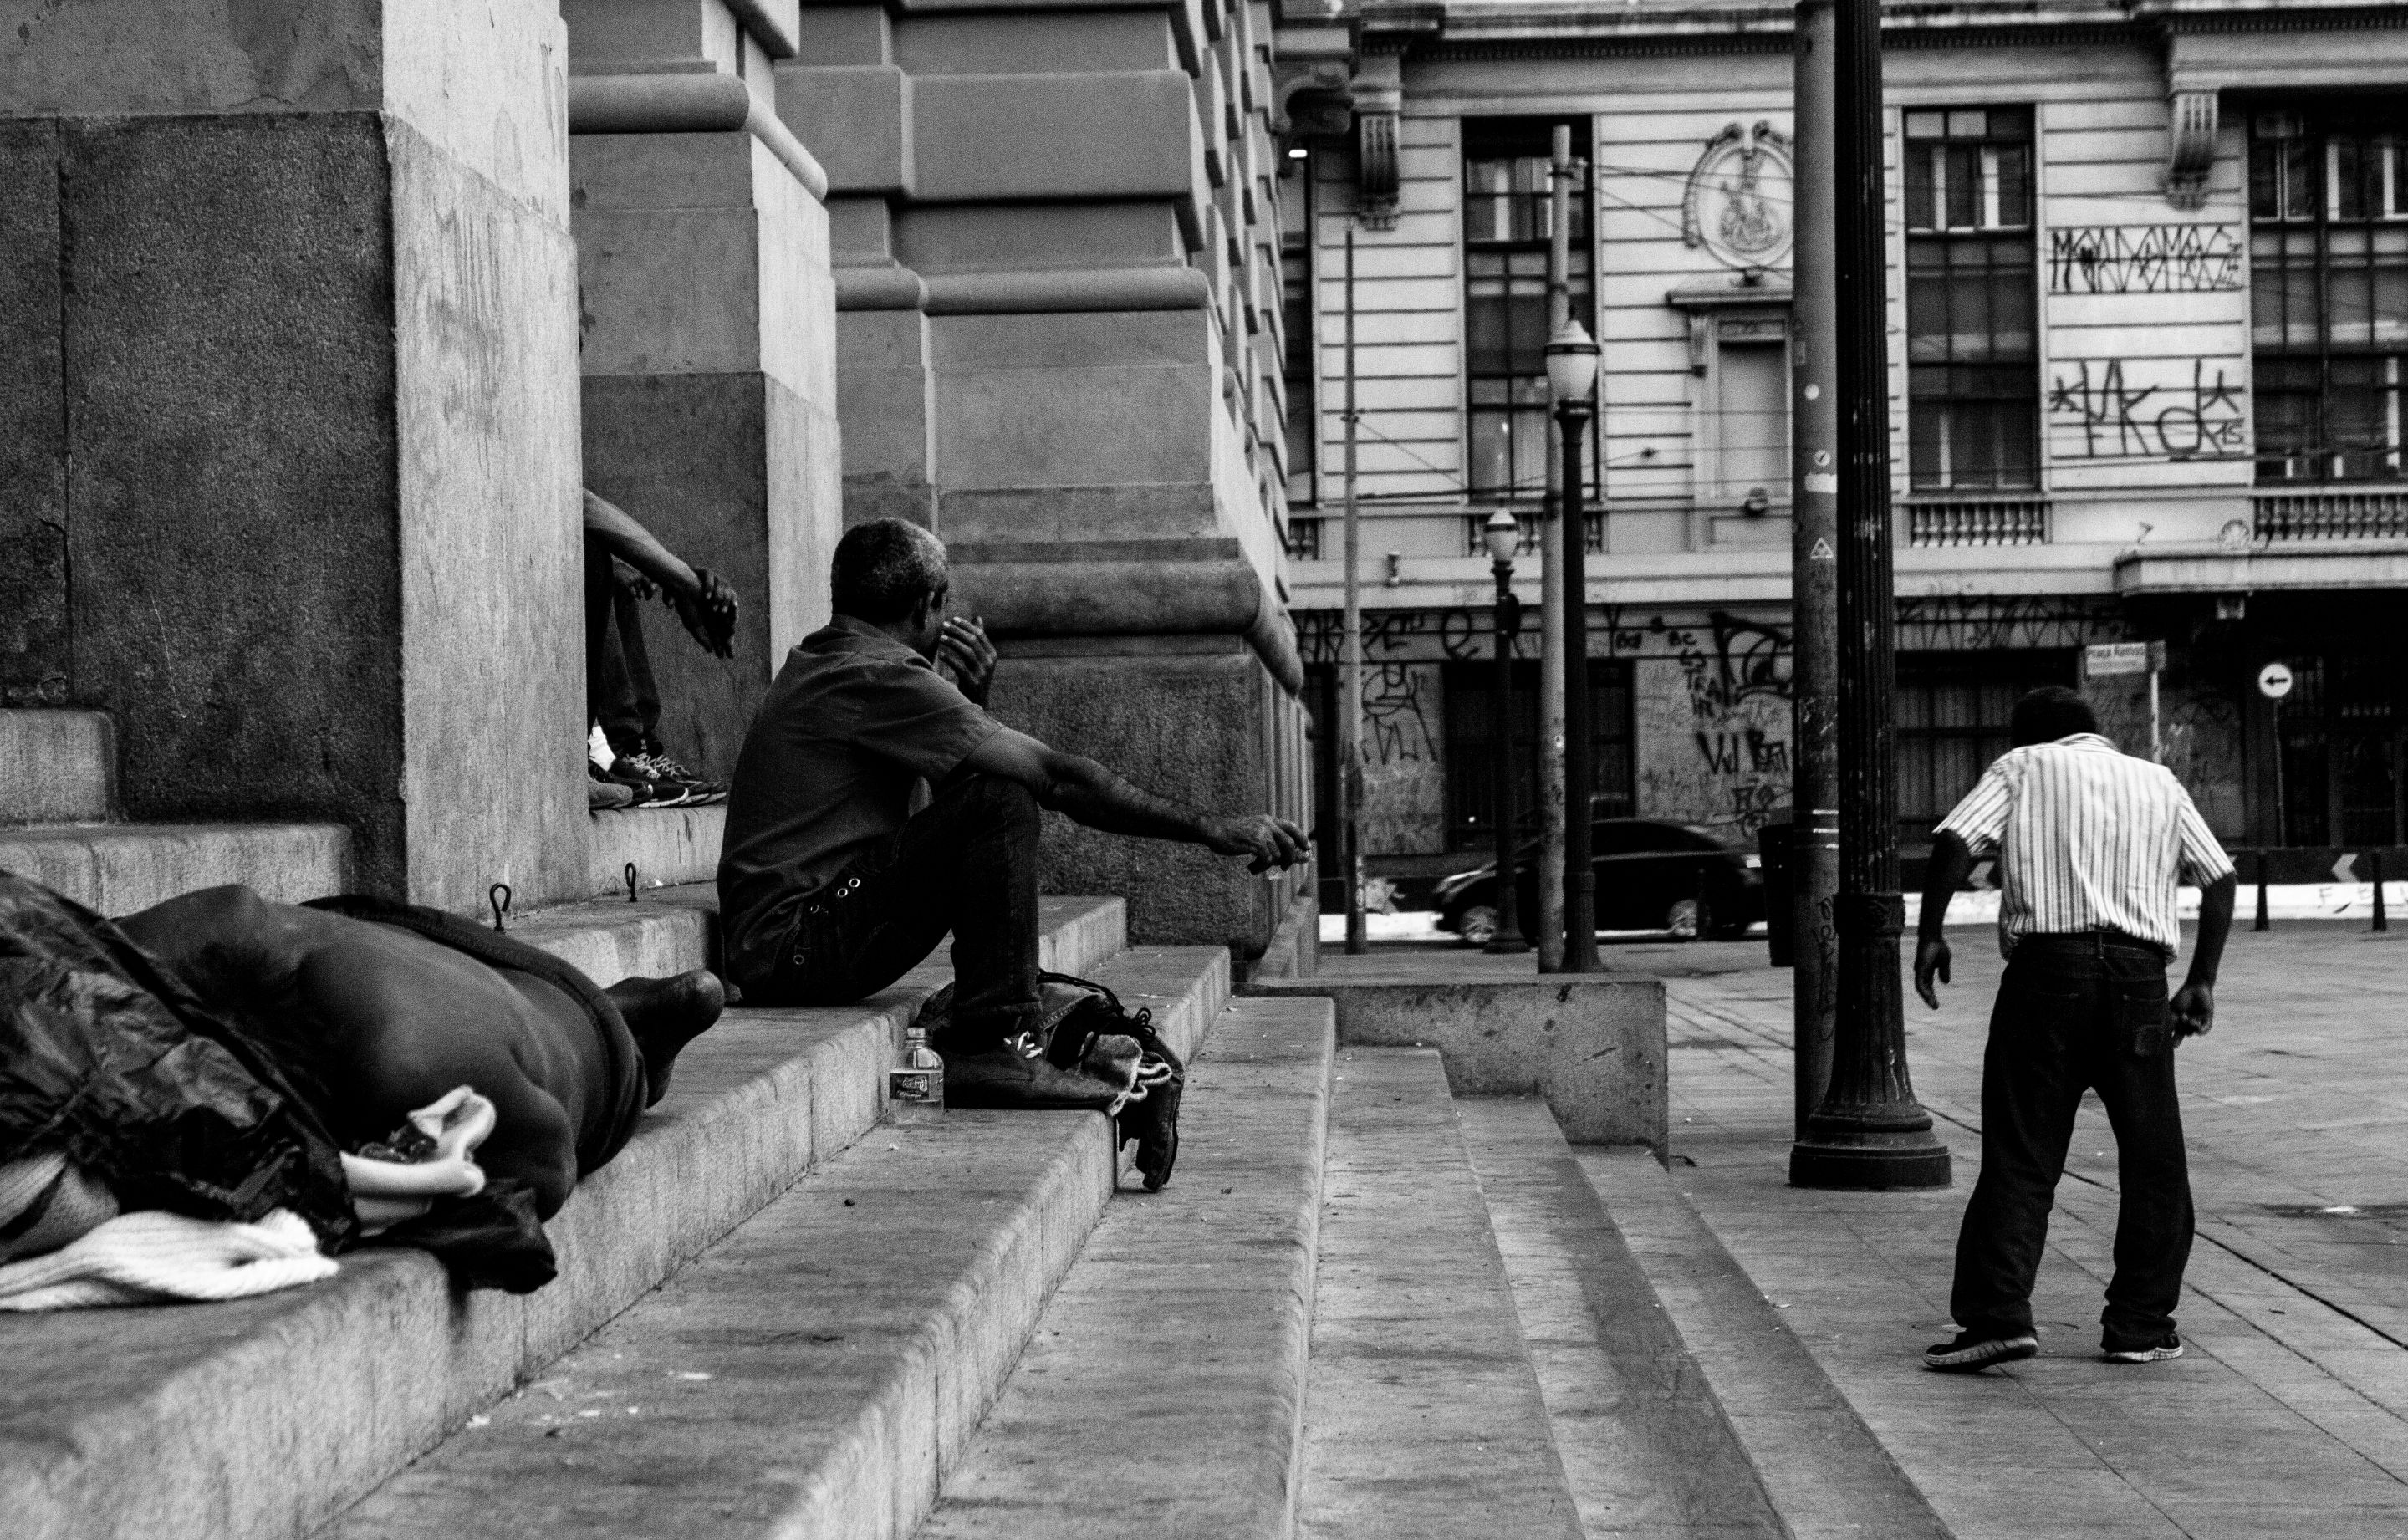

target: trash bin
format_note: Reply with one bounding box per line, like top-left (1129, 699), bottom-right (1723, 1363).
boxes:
top-left (1758, 818), bottom-right (1795, 968)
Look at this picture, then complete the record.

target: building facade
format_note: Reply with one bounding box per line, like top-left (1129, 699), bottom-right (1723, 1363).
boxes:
top-left (1283, 0), bottom-right (2408, 897)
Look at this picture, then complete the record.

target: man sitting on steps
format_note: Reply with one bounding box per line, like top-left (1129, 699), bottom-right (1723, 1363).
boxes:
top-left (717, 518), bottom-right (1308, 1105)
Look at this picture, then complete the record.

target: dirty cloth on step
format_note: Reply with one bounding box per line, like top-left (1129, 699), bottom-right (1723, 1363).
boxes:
top-left (0, 1207), bottom-right (337, 1310)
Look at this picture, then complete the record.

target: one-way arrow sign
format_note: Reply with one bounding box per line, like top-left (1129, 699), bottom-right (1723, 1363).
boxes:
top-left (2334, 853), bottom-right (2359, 882)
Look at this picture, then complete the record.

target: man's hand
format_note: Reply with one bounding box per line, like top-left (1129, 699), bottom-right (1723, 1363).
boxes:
top-left (668, 568), bottom-right (739, 659)
top-left (939, 615), bottom-right (997, 706)
top-left (1914, 936), bottom-right (1952, 1009)
top-left (1205, 814), bottom-right (1310, 875)
top-left (2171, 981), bottom-right (2215, 1039)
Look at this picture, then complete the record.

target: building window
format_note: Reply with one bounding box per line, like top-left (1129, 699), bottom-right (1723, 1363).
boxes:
top-left (1464, 120), bottom-right (1593, 504)
top-left (1280, 146), bottom-right (1319, 508)
top-left (1904, 107), bottom-right (2038, 492)
top-left (2251, 103), bottom-right (2408, 485)
top-left (1895, 649), bottom-right (2074, 843)
top-left (1441, 658), bottom-right (1634, 851)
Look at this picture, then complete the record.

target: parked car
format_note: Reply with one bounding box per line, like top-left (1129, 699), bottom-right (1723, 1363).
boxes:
top-left (1433, 818), bottom-right (1765, 944)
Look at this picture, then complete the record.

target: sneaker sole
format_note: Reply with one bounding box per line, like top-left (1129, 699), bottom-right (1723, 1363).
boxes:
top-left (2103, 1344), bottom-right (2184, 1364)
top-left (1923, 1335), bottom-right (2040, 1373)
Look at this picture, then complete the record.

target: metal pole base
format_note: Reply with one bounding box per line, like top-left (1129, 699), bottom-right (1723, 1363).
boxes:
top-left (1788, 1118), bottom-right (1953, 1191)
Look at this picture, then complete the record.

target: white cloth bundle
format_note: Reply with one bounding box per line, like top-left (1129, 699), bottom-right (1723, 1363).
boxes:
top-left (0, 1209), bottom-right (336, 1311)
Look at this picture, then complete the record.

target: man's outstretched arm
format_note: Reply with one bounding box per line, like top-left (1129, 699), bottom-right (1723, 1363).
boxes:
top-left (963, 727), bottom-right (1308, 872)
top-left (1914, 829), bottom-right (1977, 1009)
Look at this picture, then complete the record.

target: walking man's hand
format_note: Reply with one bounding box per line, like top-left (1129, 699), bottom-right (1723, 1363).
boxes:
top-left (1914, 936), bottom-right (1952, 1009)
top-left (2171, 982), bottom-right (2215, 1038)
top-left (1207, 814), bottom-right (1311, 875)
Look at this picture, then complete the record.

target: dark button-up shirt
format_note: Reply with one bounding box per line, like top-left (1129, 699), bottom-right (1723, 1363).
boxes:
top-left (716, 616), bottom-right (1001, 988)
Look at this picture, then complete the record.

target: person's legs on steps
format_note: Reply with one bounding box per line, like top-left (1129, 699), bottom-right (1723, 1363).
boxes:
top-left (767, 774), bottom-right (1043, 1043)
top-left (605, 569), bottom-right (663, 763)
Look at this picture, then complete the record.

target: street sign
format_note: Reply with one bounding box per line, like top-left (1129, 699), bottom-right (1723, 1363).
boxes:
top-left (2086, 642), bottom-right (2152, 677)
top-left (2258, 662), bottom-right (2295, 700)
top-left (2334, 853), bottom-right (2358, 882)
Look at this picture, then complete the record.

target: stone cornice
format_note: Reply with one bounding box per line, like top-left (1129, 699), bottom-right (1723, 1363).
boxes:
top-left (1371, 0), bottom-right (2408, 54)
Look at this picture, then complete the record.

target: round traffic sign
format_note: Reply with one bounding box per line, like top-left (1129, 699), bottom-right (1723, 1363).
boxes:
top-left (2258, 662), bottom-right (2294, 700)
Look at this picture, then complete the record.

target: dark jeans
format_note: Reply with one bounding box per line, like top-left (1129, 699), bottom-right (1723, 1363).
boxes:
top-left (752, 774), bottom-right (1042, 1046)
top-left (1950, 931), bottom-right (2194, 1350)
top-left (584, 535), bottom-right (659, 760)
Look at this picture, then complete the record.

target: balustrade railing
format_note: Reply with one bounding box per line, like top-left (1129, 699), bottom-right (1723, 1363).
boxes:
top-left (2253, 489), bottom-right (2408, 542)
top-left (1903, 497), bottom-right (2051, 547)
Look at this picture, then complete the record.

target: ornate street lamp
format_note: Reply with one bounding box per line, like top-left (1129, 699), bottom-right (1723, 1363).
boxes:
top-left (1546, 319), bottom-right (1602, 971)
top-left (1482, 509), bottom-right (1531, 955)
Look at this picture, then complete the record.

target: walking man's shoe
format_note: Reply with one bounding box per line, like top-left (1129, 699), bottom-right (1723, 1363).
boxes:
top-left (2103, 1334), bottom-right (2183, 1364)
top-left (1923, 1331), bottom-right (2040, 1373)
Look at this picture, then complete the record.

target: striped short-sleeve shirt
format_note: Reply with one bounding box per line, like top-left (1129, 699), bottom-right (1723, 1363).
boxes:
top-left (1936, 732), bottom-right (2235, 959)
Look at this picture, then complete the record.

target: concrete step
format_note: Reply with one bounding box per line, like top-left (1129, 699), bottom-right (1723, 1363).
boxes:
top-left (1576, 1145), bottom-right (1952, 1540)
top-left (0, 818), bottom-right (351, 915)
top-left (316, 939), bottom-right (1234, 1540)
top-left (587, 801), bottom-right (723, 897)
top-left (0, 708), bottom-right (114, 824)
top-left (1297, 1048), bottom-right (1584, 1540)
top-left (1456, 1098), bottom-right (1786, 1537)
top-left (918, 994), bottom-right (1337, 1539)
top-left (0, 898), bottom-right (1130, 1540)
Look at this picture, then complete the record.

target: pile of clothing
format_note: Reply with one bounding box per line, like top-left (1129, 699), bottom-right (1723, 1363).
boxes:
top-left (0, 871), bottom-right (704, 1308)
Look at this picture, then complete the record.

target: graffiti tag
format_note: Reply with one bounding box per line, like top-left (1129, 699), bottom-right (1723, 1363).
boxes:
top-left (2047, 225), bottom-right (2242, 294)
top-left (2047, 359), bottom-right (2245, 461)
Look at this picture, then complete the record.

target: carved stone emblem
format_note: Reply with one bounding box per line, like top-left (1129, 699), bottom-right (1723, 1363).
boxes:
top-left (1682, 121), bottom-right (1795, 273)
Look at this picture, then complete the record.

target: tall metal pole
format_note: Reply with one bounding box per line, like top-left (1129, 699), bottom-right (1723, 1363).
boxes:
top-left (1788, 0), bottom-right (1840, 1139)
top-left (1487, 551), bottom-right (1531, 953)
top-left (1537, 127), bottom-right (1574, 971)
top-left (1560, 394), bottom-right (1600, 972)
top-left (1341, 227), bottom-right (1368, 955)
top-left (1790, 0), bottom-right (1950, 1189)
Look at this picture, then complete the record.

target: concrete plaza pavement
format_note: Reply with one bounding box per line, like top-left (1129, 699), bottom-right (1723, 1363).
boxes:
top-left (1649, 919), bottom-right (2408, 1539)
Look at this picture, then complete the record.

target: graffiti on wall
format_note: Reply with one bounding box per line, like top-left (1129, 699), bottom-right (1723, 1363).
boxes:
top-left (1895, 594), bottom-right (2132, 654)
top-left (1356, 661), bottom-right (1448, 855)
top-left (2047, 225), bottom-right (2242, 294)
top-left (2047, 358), bottom-right (2246, 461)
top-left (1639, 613), bottom-right (1796, 839)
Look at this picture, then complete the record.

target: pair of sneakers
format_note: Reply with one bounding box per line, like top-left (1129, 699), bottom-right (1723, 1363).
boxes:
top-left (585, 728), bottom-right (727, 809)
top-left (1923, 1330), bottom-right (2183, 1373)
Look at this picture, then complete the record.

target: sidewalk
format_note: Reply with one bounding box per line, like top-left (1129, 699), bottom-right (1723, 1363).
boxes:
top-left (1656, 922), bottom-right (2408, 1539)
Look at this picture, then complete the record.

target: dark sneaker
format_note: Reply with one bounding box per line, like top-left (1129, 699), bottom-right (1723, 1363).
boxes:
top-left (2103, 1334), bottom-right (2183, 1364)
top-left (587, 762), bottom-right (635, 810)
top-left (1923, 1332), bottom-right (2039, 1373)
top-left (630, 748), bottom-right (726, 806)
top-left (606, 756), bottom-right (694, 808)
top-left (944, 1039), bottom-right (1128, 1112)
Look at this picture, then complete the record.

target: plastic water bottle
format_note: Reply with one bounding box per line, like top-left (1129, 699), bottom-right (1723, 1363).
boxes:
top-left (888, 1023), bottom-right (945, 1125)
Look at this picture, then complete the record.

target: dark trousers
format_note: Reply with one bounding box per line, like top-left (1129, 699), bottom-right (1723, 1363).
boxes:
top-left (584, 535), bottom-right (659, 760)
top-left (752, 774), bottom-right (1042, 1045)
top-left (1950, 931), bottom-right (2194, 1349)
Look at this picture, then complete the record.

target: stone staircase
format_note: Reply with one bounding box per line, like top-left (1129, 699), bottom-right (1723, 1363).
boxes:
top-left (2, 702), bottom-right (1951, 1539)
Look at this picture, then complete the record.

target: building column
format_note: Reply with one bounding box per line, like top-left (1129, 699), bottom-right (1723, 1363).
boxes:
top-left (565, 0), bottom-right (842, 779)
top-left (785, 0), bottom-right (1324, 956)
top-left (0, 1), bottom-right (586, 913)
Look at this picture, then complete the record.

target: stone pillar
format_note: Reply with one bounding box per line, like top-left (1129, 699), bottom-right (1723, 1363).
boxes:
top-left (0, 0), bottom-right (586, 914)
top-left (565, 0), bottom-right (841, 778)
top-left (784, 0), bottom-right (1324, 957)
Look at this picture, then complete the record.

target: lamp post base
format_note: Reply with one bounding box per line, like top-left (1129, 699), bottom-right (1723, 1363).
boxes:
top-left (1788, 1112), bottom-right (1953, 1190)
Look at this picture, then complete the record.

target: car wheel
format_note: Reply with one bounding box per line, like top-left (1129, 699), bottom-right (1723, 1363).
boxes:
top-left (1666, 896), bottom-right (1710, 941)
top-left (1459, 905), bottom-right (1501, 946)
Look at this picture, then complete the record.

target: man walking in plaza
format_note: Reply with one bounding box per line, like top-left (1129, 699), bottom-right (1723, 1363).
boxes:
top-left (717, 518), bottom-right (1308, 1105)
top-left (1915, 686), bottom-right (2238, 1373)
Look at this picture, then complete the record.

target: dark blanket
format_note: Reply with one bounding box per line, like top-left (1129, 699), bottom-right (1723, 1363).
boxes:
top-left (0, 870), bottom-right (357, 1251)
